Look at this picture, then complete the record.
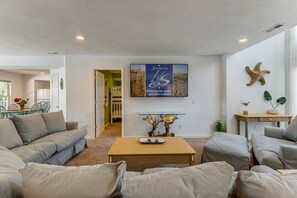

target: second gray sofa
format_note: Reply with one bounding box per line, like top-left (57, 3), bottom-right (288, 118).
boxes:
top-left (252, 116), bottom-right (297, 169)
top-left (0, 111), bottom-right (87, 165)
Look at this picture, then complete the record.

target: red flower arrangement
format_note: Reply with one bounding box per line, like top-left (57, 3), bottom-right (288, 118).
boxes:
top-left (14, 98), bottom-right (29, 109)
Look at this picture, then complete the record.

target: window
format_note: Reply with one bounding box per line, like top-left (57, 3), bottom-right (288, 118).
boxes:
top-left (0, 81), bottom-right (11, 108)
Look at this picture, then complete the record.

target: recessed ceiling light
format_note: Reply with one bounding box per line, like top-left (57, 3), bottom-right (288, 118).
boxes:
top-left (48, 52), bottom-right (59, 55)
top-left (75, 34), bottom-right (85, 41)
top-left (239, 38), bottom-right (248, 43)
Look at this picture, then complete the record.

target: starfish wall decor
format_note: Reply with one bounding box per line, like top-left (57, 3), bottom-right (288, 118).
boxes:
top-left (245, 62), bottom-right (270, 86)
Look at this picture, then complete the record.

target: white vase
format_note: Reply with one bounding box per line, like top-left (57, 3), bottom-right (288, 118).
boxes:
top-left (267, 109), bottom-right (280, 115)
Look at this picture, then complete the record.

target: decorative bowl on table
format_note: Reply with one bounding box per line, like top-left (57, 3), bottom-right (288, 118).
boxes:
top-left (267, 109), bottom-right (280, 115)
top-left (139, 138), bottom-right (166, 144)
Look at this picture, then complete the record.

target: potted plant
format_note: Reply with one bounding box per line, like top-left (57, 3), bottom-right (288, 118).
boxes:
top-left (264, 91), bottom-right (286, 115)
top-left (215, 120), bottom-right (226, 132)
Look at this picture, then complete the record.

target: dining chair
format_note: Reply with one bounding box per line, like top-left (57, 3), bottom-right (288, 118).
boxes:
top-left (41, 102), bottom-right (50, 113)
top-left (0, 106), bottom-right (6, 118)
top-left (28, 103), bottom-right (42, 114)
top-left (8, 104), bottom-right (20, 110)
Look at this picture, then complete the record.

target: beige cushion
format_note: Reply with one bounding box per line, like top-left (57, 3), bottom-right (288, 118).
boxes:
top-left (11, 114), bottom-right (47, 144)
top-left (0, 119), bottom-right (23, 149)
top-left (283, 116), bottom-right (297, 141)
top-left (237, 171), bottom-right (297, 198)
top-left (41, 111), bottom-right (67, 134)
top-left (0, 145), bottom-right (25, 198)
top-left (122, 161), bottom-right (234, 198)
top-left (142, 167), bottom-right (178, 175)
top-left (20, 161), bottom-right (126, 198)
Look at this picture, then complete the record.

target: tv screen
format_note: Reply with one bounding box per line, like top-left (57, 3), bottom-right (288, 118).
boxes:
top-left (130, 64), bottom-right (188, 97)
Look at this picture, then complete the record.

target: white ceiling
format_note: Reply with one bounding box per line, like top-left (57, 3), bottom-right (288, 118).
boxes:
top-left (0, 0), bottom-right (297, 56)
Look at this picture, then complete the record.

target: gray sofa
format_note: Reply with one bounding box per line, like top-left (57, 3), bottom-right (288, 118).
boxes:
top-left (1, 144), bottom-right (297, 198)
top-left (0, 111), bottom-right (87, 165)
top-left (252, 116), bottom-right (297, 169)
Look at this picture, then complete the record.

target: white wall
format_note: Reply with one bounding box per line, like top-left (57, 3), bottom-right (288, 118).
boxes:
top-left (0, 70), bottom-right (24, 105)
top-left (0, 56), bottom-right (64, 68)
top-left (225, 33), bottom-right (285, 138)
top-left (65, 56), bottom-right (222, 138)
top-left (23, 74), bottom-right (50, 107)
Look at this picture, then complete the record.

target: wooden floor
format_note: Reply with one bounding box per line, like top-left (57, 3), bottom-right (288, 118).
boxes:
top-left (65, 122), bottom-right (208, 171)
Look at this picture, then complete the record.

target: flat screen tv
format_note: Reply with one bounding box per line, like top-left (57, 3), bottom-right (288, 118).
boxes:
top-left (130, 64), bottom-right (188, 97)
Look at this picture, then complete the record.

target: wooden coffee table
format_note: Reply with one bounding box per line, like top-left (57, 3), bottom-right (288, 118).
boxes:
top-left (277, 169), bottom-right (297, 174)
top-left (107, 137), bottom-right (196, 167)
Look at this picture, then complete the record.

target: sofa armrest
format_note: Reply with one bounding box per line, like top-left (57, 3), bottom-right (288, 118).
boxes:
top-left (65, 122), bottom-right (78, 130)
top-left (279, 144), bottom-right (297, 169)
top-left (264, 127), bottom-right (286, 140)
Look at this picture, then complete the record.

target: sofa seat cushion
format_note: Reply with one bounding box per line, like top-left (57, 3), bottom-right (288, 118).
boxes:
top-left (20, 161), bottom-right (126, 198)
top-left (41, 111), bottom-right (67, 135)
top-left (31, 129), bottom-right (87, 152)
top-left (0, 145), bottom-right (25, 198)
top-left (251, 134), bottom-right (295, 169)
top-left (0, 119), bottom-right (23, 149)
top-left (11, 142), bottom-right (56, 163)
top-left (11, 113), bottom-right (47, 144)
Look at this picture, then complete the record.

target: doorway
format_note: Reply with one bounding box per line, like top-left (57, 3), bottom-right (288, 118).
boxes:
top-left (95, 70), bottom-right (123, 137)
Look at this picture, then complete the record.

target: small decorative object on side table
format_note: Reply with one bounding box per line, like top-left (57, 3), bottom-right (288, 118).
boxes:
top-left (241, 101), bottom-right (250, 115)
top-left (143, 115), bottom-right (160, 137)
top-left (160, 114), bottom-right (178, 136)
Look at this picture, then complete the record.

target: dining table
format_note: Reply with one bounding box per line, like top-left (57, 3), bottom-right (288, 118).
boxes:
top-left (1, 108), bottom-right (30, 117)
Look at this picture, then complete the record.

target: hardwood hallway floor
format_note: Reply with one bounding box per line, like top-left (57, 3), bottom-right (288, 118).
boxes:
top-left (66, 122), bottom-right (208, 171)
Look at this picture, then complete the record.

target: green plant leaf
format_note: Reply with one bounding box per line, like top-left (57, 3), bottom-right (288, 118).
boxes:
top-left (264, 91), bottom-right (272, 101)
top-left (276, 97), bottom-right (286, 105)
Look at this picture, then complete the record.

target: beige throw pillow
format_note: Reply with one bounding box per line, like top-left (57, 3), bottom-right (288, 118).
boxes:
top-left (41, 111), bottom-right (67, 134)
top-left (237, 171), bottom-right (297, 198)
top-left (122, 161), bottom-right (234, 198)
top-left (0, 145), bottom-right (25, 198)
top-left (20, 161), bottom-right (126, 198)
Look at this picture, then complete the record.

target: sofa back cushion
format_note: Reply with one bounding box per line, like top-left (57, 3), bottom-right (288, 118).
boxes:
top-left (237, 171), bottom-right (297, 198)
top-left (0, 145), bottom-right (25, 198)
top-left (20, 161), bottom-right (126, 198)
top-left (0, 119), bottom-right (23, 149)
top-left (122, 161), bottom-right (234, 198)
top-left (41, 111), bottom-right (67, 134)
top-left (283, 116), bottom-right (297, 142)
top-left (11, 114), bottom-right (47, 144)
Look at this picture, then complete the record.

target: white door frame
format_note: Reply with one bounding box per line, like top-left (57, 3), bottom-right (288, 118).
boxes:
top-left (91, 68), bottom-right (124, 138)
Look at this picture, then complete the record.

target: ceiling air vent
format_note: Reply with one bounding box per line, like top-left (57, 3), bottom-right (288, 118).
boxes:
top-left (264, 23), bottom-right (284, 33)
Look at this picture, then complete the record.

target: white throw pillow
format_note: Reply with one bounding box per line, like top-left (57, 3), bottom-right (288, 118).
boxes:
top-left (122, 161), bottom-right (234, 198)
top-left (20, 161), bottom-right (126, 198)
